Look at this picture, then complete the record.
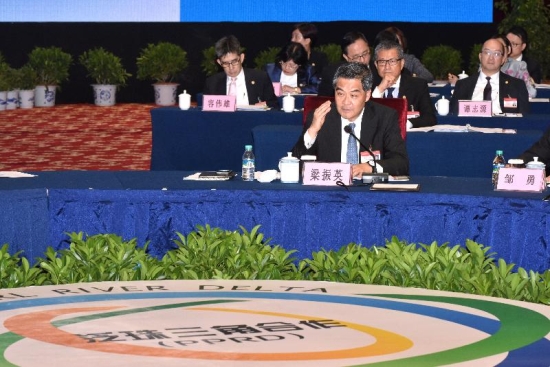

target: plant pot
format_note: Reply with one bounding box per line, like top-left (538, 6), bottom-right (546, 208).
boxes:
top-left (0, 91), bottom-right (6, 112)
top-left (18, 89), bottom-right (35, 109)
top-left (92, 84), bottom-right (117, 107)
top-left (153, 83), bottom-right (178, 106)
top-left (35, 85), bottom-right (57, 107)
top-left (6, 90), bottom-right (18, 110)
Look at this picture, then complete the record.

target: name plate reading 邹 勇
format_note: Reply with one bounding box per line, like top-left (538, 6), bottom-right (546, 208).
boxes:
top-left (458, 100), bottom-right (492, 117)
top-left (202, 95), bottom-right (236, 112)
top-left (302, 162), bottom-right (351, 186)
top-left (495, 167), bottom-right (546, 192)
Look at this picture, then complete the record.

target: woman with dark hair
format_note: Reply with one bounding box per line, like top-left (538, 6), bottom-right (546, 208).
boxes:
top-left (291, 23), bottom-right (329, 76)
top-left (265, 42), bottom-right (321, 94)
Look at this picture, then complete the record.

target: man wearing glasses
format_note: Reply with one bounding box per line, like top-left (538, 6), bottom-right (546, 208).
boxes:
top-left (203, 35), bottom-right (278, 108)
top-left (371, 41), bottom-right (436, 129)
top-left (506, 26), bottom-right (542, 84)
top-left (450, 37), bottom-right (529, 115)
top-left (317, 31), bottom-right (372, 97)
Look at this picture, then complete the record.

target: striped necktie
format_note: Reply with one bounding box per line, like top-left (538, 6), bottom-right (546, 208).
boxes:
top-left (346, 122), bottom-right (359, 164)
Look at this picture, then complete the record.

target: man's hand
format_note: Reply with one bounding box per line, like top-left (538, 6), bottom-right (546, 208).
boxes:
top-left (352, 163), bottom-right (372, 178)
top-left (307, 100), bottom-right (331, 138)
top-left (376, 75), bottom-right (396, 94)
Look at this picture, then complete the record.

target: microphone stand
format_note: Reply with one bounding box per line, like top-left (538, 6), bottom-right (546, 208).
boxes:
top-left (344, 125), bottom-right (389, 183)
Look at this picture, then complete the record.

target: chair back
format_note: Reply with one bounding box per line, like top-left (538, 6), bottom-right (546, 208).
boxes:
top-left (303, 96), bottom-right (407, 140)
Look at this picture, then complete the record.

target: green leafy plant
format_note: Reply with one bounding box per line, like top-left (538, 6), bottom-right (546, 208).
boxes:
top-left (200, 46), bottom-right (219, 77)
top-left (253, 47), bottom-right (279, 70)
top-left (136, 42), bottom-right (188, 83)
top-left (317, 43), bottom-right (342, 64)
top-left (9, 65), bottom-right (39, 90)
top-left (27, 46), bottom-right (72, 86)
top-left (79, 47), bottom-right (131, 86)
top-left (468, 43), bottom-right (482, 77)
top-left (0, 244), bottom-right (47, 288)
top-left (0, 53), bottom-right (11, 91)
top-left (421, 45), bottom-right (462, 80)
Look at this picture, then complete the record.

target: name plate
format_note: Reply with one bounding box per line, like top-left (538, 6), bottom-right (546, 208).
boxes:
top-left (302, 162), bottom-right (351, 186)
top-left (202, 95), bottom-right (236, 112)
top-left (495, 167), bottom-right (545, 192)
top-left (458, 100), bottom-right (492, 117)
top-left (272, 82), bottom-right (282, 97)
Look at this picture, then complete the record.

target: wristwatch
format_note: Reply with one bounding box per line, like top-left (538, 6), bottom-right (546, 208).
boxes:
top-left (294, 87), bottom-right (298, 93)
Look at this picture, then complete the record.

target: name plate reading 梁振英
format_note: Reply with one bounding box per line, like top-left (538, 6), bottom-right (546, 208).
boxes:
top-left (302, 162), bottom-right (351, 186)
top-left (458, 100), bottom-right (492, 117)
top-left (202, 95), bottom-right (236, 112)
top-left (495, 167), bottom-right (546, 192)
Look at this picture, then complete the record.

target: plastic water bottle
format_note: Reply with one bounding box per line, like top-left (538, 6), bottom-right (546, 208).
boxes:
top-left (242, 145), bottom-right (255, 181)
top-left (492, 150), bottom-right (505, 187)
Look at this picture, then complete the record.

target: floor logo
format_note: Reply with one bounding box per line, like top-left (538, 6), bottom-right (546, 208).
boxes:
top-left (0, 280), bottom-right (548, 366)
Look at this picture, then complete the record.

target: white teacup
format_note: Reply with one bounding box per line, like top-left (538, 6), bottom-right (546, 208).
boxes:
top-left (435, 97), bottom-right (449, 116)
top-left (283, 94), bottom-right (295, 113)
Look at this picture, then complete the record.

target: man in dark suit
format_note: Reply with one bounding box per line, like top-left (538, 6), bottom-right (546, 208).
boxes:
top-left (507, 26), bottom-right (543, 84)
top-left (371, 40), bottom-right (436, 129)
top-left (291, 62), bottom-right (409, 177)
top-left (517, 126), bottom-right (550, 176)
top-left (450, 37), bottom-right (529, 115)
top-left (203, 35), bottom-right (278, 108)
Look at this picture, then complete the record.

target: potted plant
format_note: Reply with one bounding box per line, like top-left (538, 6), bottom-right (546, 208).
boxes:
top-left (79, 47), bottom-right (131, 107)
top-left (136, 41), bottom-right (188, 106)
top-left (14, 65), bottom-right (39, 109)
top-left (0, 60), bottom-right (9, 112)
top-left (420, 45), bottom-right (462, 81)
top-left (27, 46), bottom-right (72, 107)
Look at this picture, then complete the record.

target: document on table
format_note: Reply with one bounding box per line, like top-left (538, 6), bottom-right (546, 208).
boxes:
top-left (409, 124), bottom-right (516, 134)
top-left (0, 171), bottom-right (37, 178)
top-left (236, 105), bottom-right (269, 111)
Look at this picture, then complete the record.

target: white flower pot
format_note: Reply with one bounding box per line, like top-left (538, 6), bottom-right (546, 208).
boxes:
top-left (92, 84), bottom-right (117, 106)
top-left (153, 83), bottom-right (178, 106)
top-left (6, 90), bottom-right (18, 110)
top-left (35, 85), bottom-right (57, 107)
top-left (18, 89), bottom-right (35, 109)
top-left (0, 91), bottom-right (6, 111)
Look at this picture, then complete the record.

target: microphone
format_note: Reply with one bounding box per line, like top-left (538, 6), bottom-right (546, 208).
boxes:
top-left (344, 124), bottom-right (388, 183)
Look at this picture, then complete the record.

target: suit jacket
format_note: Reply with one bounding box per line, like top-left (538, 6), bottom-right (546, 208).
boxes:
top-left (291, 100), bottom-right (409, 175)
top-left (518, 127), bottom-right (550, 175)
top-left (522, 55), bottom-right (542, 84)
top-left (309, 50), bottom-right (329, 76)
top-left (394, 73), bottom-right (437, 128)
top-left (264, 63), bottom-right (320, 94)
top-left (450, 71), bottom-right (530, 115)
top-left (317, 61), bottom-right (345, 97)
top-left (203, 68), bottom-right (279, 108)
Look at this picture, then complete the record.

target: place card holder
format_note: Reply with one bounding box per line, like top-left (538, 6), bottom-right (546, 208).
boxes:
top-left (458, 100), bottom-right (492, 117)
top-left (202, 95), bottom-right (236, 112)
top-left (495, 167), bottom-right (546, 192)
top-left (302, 162), bottom-right (351, 186)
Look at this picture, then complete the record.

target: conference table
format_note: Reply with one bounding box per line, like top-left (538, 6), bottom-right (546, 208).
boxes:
top-left (1, 171), bottom-right (549, 274)
top-left (151, 107), bottom-right (549, 175)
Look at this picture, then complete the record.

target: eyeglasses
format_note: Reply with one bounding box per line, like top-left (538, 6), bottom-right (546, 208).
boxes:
top-left (481, 49), bottom-right (504, 58)
top-left (280, 61), bottom-right (300, 70)
top-left (349, 50), bottom-right (370, 62)
top-left (509, 42), bottom-right (523, 48)
top-left (375, 58), bottom-right (402, 67)
top-left (220, 58), bottom-right (241, 68)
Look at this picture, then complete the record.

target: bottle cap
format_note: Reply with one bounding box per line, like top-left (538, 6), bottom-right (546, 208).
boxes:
top-left (496, 150), bottom-right (503, 155)
top-left (245, 145), bottom-right (252, 150)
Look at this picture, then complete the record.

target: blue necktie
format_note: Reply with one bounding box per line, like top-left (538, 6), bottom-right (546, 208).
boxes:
top-left (346, 123), bottom-right (358, 164)
top-left (386, 87), bottom-right (395, 98)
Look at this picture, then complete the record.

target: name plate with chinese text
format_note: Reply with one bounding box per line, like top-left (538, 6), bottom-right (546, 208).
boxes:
top-left (496, 167), bottom-right (546, 192)
top-left (202, 95), bottom-right (236, 112)
top-left (458, 100), bottom-right (492, 117)
top-left (302, 162), bottom-right (351, 186)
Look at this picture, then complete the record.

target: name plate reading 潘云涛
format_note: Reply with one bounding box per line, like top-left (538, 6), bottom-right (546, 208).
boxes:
top-left (458, 100), bottom-right (492, 117)
top-left (302, 162), bottom-right (351, 186)
top-left (202, 95), bottom-right (236, 112)
top-left (495, 167), bottom-right (546, 192)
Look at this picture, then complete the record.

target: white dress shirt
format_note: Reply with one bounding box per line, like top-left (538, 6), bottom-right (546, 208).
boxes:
top-left (472, 71), bottom-right (502, 114)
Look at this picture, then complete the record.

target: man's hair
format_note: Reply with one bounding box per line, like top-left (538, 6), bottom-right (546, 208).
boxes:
top-left (491, 34), bottom-right (510, 55)
top-left (373, 30), bottom-right (400, 49)
top-left (341, 31), bottom-right (369, 55)
top-left (374, 40), bottom-right (404, 60)
top-left (332, 62), bottom-right (372, 91)
top-left (507, 25), bottom-right (529, 46)
top-left (214, 35), bottom-right (242, 59)
top-left (384, 26), bottom-right (408, 52)
top-left (275, 42), bottom-right (308, 68)
top-left (293, 23), bottom-right (318, 47)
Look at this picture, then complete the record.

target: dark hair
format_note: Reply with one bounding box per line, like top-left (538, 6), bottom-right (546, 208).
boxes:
top-left (507, 25), bottom-right (529, 46)
top-left (332, 62), bottom-right (372, 91)
top-left (492, 34), bottom-right (511, 56)
top-left (214, 35), bottom-right (242, 59)
top-left (275, 42), bottom-right (308, 69)
top-left (293, 23), bottom-right (319, 48)
top-left (374, 30), bottom-right (400, 49)
top-left (341, 31), bottom-right (369, 55)
top-left (374, 40), bottom-right (404, 60)
top-left (385, 26), bottom-right (408, 52)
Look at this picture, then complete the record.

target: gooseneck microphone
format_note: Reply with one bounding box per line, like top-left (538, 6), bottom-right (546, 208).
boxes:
top-left (344, 124), bottom-right (388, 183)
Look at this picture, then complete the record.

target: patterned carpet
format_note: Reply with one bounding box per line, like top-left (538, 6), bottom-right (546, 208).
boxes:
top-left (0, 103), bottom-right (154, 171)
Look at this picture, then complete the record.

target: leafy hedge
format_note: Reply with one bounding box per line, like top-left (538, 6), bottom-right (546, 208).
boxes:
top-left (1, 225), bottom-right (549, 305)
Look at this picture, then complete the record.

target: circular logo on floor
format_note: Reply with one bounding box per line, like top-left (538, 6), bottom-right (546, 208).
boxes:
top-left (0, 280), bottom-right (548, 366)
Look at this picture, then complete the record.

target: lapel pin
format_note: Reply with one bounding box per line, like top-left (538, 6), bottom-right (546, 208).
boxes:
top-left (251, 81), bottom-right (256, 85)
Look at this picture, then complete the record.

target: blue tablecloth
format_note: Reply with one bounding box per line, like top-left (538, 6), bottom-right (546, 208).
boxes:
top-left (1, 171), bottom-right (549, 273)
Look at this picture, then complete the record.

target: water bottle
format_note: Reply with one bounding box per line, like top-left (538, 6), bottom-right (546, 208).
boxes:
top-left (242, 145), bottom-right (255, 181)
top-left (492, 150), bottom-right (505, 187)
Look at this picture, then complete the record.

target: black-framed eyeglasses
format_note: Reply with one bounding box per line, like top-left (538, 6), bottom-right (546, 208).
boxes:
top-left (375, 58), bottom-right (402, 67)
top-left (220, 58), bottom-right (241, 68)
top-left (349, 50), bottom-right (370, 62)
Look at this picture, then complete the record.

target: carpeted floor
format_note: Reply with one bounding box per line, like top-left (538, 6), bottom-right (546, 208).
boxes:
top-left (0, 103), bottom-right (154, 171)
